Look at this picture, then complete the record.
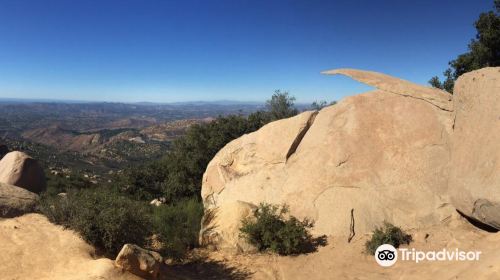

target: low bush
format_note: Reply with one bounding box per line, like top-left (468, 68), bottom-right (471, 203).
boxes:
top-left (365, 222), bottom-right (412, 255)
top-left (39, 187), bottom-right (153, 256)
top-left (39, 191), bottom-right (75, 226)
top-left (152, 198), bottom-right (204, 260)
top-left (240, 203), bottom-right (314, 255)
top-left (45, 172), bottom-right (92, 196)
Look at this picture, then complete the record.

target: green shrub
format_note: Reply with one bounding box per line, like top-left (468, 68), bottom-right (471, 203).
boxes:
top-left (240, 203), bottom-right (314, 255)
top-left (39, 187), bottom-right (153, 256)
top-left (365, 222), bottom-right (412, 255)
top-left (39, 191), bottom-right (75, 226)
top-left (152, 198), bottom-right (204, 260)
top-left (45, 172), bottom-right (92, 196)
top-left (119, 161), bottom-right (168, 201)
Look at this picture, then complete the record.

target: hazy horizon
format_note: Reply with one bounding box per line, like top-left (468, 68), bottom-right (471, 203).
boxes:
top-left (0, 0), bottom-right (492, 103)
top-left (0, 96), bottom-right (271, 105)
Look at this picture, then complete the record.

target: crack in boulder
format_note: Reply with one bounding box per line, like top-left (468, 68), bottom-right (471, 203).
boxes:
top-left (336, 155), bottom-right (350, 167)
top-left (285, 111), bottom-right (318, 161)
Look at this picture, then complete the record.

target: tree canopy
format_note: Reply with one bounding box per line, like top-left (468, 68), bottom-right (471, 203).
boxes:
top-left (429, 1), bottom-right (500, 93)
top-left (266, 90), bottom-right (299, 120)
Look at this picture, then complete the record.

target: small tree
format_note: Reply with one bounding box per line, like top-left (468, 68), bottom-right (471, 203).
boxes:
top-left (266, 90), bottom-right (298, 121)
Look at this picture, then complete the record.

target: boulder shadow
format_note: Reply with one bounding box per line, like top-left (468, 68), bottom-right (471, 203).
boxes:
top-left (456, 210), bottom-right (499, 233)
top-left (160, 257), bottom-right (253, 280)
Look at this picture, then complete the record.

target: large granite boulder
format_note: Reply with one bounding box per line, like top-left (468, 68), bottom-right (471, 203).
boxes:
top-left (0, 151), bottom-right (46, 194)
top-left (0, 182), bottom-right (39, 218)
top-left (201, 69), bottom-right (457, 250)
top-left (449, 67), bottom-right (500, 228)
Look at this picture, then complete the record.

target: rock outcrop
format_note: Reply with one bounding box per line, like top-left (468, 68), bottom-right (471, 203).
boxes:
top-left (321, 68), bottom-right (453, 111)
top-left (0, 182), bottom-right (39, 218)
top-left (115, 244), bottom-right (163, 279)
top-left (449, 67), bottom-right (500, 228)
top-left (0, 214), bottom-right (141, 280)
top-left (0, 151), bottom-right (46, 194)
top-left (200, 67), bottom-right (500, 252)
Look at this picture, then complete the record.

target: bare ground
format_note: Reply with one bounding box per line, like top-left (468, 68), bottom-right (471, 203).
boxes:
top-left (1, 213), bottom-right (499, 280)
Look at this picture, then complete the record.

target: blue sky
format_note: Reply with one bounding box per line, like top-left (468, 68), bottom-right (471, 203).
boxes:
top-left (0, 0), bottom-right (493, 103)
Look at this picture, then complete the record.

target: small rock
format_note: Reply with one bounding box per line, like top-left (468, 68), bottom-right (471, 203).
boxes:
top-left (150, 198), bottom-right (166, 207)
top-left (115, 244), bottom-right (163, 279)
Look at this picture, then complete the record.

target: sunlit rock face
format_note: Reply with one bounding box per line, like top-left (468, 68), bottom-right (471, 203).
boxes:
top-left (200, 68), bottom-right (473, 251)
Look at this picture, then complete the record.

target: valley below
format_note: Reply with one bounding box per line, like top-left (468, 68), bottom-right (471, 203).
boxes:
top-left (0, 101), bottom-right (262, 182)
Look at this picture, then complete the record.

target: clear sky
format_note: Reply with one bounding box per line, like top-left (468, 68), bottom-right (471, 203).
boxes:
top-left (0, 0), bottom-right (494, 103)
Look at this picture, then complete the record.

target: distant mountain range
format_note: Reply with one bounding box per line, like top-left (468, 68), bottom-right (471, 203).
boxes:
top-left (0, 97), bottom-right (265, 106)
top-left (0, 97), bottom-right (312, 108)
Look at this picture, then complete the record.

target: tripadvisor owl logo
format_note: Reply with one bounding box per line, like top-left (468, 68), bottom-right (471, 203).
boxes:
top-left (375, 244), bottom-right (398, 267)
